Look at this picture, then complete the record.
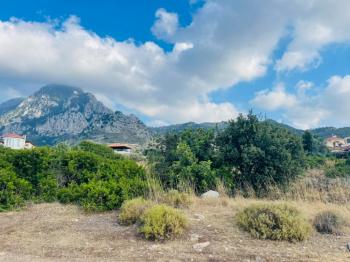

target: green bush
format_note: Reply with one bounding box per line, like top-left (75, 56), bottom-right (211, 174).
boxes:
top-left (236, 204), bottom-right (311, 242)
top-left (313, 211), bottom-right (345, 234)
top-left (325, 164), bottom-right (350, 178)
top-left (119, 198), bottom-right (154, 225)
top-left (0, 168), bottom-right (32, 211)
top-left (139, 204), bottom-right (188, 240)
top-left (0, 144), bottom-right (149, 212)
top-left (162, 190), bottom-right (192, 208)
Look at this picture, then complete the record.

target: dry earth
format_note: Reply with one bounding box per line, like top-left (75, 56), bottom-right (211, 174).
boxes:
top-left (1, 198), bottom-right (350, 262)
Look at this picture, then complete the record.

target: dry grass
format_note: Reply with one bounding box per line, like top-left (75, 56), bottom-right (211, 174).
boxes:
top-left (1, 196), bottom-right (350, 261)
top-left (260, 169), bottom-right (350, 204)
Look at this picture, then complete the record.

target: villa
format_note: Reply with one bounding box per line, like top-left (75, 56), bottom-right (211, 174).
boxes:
top-left (1, 133), bottom-right (35, 150)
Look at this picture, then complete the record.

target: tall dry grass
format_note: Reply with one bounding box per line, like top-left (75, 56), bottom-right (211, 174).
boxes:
top-left (264, 169), bottom-right (350, 204)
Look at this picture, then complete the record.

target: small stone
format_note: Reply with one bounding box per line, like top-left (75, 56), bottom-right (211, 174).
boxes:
top-left (190, 233), bottom-right (200, 242)
top-left (193, 241), bottom-right (210, 252)
top-left (201, 190), bottom-right (219, 198)
top-left (347, 242), bottom-right (350, 251)
top-left (193, 214), bottom-right (205, 220)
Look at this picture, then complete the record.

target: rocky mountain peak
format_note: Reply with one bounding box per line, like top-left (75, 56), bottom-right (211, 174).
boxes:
top-left (0, 84), bottom-right (150, 145)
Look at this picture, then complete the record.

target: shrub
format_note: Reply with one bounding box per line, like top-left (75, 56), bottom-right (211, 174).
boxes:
top-left (162, 190), bottom-right (192, 208)
top-left (313, 211), bottom-right (345, 234)
top-left (37, 175), bottom-right (59, 202)
top-left (139, 204), bottom-right (188, 240)
top-left (119, 198), bottom-right (154, 225)
top-left (236, 204), bottom-right (311, 242)
top-left (0, 168), bottom-right (32, 211)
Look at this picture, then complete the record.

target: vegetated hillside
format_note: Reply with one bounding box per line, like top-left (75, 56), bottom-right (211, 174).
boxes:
top-left (150, 121), bottom-right (228, 135)
top-left (151, 119), bottom-right (304, 136)
top-left (0, 84), bottom-right (151, 145)
top-left (311, 126), bottom-right (350, 139)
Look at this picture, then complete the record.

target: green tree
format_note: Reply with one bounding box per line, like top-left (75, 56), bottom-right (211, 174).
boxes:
top-left (216, 112), bottom-right (305, 195)
top-left (302, 131), bottom-right (313, 154)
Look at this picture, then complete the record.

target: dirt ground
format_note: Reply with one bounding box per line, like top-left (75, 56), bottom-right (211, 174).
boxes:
top-left (1, 198), bottom-right (350, 262)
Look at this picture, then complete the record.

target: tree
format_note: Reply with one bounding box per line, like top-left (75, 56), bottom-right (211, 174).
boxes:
top-left (216, 112), bottom-right (305, 195)
top-left (302, 131), bottom-right (313, 154)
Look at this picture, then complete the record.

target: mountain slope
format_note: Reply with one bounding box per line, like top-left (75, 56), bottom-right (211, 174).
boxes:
top-left (0, 97), bottom-right (24, 116)
top-left (0, 84), bottom-right (150, 145)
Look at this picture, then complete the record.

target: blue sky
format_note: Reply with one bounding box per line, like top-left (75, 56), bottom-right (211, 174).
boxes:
top-left (0, 0), bottom-right (350, 128)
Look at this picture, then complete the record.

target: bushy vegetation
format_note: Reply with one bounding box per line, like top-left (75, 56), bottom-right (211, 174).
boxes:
top-left (325, 158), bottom-right (350, 178)
top-left (0, 142), bottom-right (148, 211)
top-left (313, 211), bottom-right (345, 234)
top-left (236, 204), bottom-right (311, 242)
top-left (119, 198), bottom-right (155, 225)
top-left (139, 204), bottom-right (188, 240)
top-left (147, 112), bottom-right (306, 196)
top-left (162, 190), bottom-right (192, 208)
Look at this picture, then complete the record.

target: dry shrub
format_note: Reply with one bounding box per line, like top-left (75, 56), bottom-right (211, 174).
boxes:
top-left (139, 204), bottom-right (188, 240)
top-left (236, 203), bottom-right (312, 242)
top-left (162, 190), bottom-right (192, 208)
top-left (119, 198), bottom-right (155, 225)
top-left (313, 210), bottom-right (345, 235)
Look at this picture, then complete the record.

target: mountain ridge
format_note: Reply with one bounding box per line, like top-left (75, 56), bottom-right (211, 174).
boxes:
top-left (0, 84), bottom-right (150, 145)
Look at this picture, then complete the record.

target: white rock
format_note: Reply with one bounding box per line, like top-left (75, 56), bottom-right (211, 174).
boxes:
top-left (193, 214), bottom-right (205, 221)
top-left (193, 241), bottom-right (210, 252)
top-left (190, 233), bottom-right (200, 242)
top-left (347, 242), bottom-right (350, 251)
top-left (201, 190), bottom-right (219, 198)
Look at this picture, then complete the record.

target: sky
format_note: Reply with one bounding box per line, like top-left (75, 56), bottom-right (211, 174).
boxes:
top-left (0, 0), bottom-right (350, 129)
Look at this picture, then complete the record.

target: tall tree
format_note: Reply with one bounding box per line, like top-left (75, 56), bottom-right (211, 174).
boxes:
top-left (302, 131), bottom-right (313, 154)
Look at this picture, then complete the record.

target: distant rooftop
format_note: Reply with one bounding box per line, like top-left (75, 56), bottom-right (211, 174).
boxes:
top-left (2, 133), bottom-right (25, 139)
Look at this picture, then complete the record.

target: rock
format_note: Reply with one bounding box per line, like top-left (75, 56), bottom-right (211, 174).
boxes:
top-left (347, 242), bottom-right (350, 251)
top-left (201, 190), bottom-right (219, 198)
top-left (193, 214), bottom-right (205, 221)
top-left (190, 233), bottom-right (200, 242)
top-left (193, 241), bottom-right (210, 252)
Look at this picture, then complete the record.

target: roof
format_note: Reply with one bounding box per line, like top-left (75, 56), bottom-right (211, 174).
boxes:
top-left (108, 143), bottom-right (133, 149)
top-left (2, 133), bottom-right (25, 139)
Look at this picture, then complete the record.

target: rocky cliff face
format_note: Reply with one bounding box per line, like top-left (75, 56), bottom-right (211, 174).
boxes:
top-left (0, 84), bottom-right (151, 145)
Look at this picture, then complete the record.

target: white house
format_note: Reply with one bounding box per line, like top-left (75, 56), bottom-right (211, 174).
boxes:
top-left (1, 133), bottom-right (34, 150)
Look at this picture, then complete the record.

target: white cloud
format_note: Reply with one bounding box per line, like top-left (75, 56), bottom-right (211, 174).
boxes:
top-left (251, 75), bottom-right (350, 129)
top-left (151, 9), bottom-right (179, 40)
top-left (250, 83), bottom-right (297, 111)
top-left (275, 0), bottom-right (350, 71)
top-left (1, 1), bottom-right (350, 125)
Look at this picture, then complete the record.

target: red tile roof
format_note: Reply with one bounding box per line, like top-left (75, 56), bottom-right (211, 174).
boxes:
top-left (2, 133), bottom-right (25, 139)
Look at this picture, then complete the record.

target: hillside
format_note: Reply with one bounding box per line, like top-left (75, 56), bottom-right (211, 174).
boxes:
top-left (0, 84), bottom-right (151, 145)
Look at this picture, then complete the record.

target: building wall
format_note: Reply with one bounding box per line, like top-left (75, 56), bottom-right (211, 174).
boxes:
top-left (4, 137), bottom-right (26, 149)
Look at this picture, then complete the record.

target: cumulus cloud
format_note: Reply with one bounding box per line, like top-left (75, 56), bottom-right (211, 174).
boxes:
top-left (1, 0), bottom-right (350, 125)
top-left (275, 0), bottom-right (350, 71)
top-left (151, 8), bottom-right (179, 40)
top-left (250, 83), bottom-right (297, 111)
top-left (251, 75), bottom-right (350, 129)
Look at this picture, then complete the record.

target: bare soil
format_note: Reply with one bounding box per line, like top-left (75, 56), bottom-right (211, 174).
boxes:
top-left (1, 198), bottom-right (350, 262)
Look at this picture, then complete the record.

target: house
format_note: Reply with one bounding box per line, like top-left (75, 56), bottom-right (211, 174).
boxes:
top-left (325, 136), bottom-right (346, 148)
top-left (108, 143), bottom-right (133, 155)
top-left (1, 133), bottom-right (35, 150)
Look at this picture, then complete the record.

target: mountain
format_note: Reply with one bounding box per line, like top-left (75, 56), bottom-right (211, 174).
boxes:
top-left (0, 97), bottom-right (25, 116)
top-left (311, 127), bottom-right (350, 139)
top-left (151, 119), bottom-right (304, 136)
top-left (150, 121), bottom-right (228, 135)
top-left (0, 84), bottom-right (150, 146)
